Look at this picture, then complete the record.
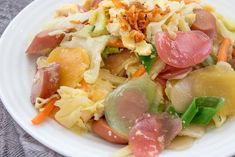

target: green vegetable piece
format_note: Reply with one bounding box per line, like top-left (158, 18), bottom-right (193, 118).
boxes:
top-left (139, 44), bottom-right (157, 73)
top-left (104, 75), bottom-right (163, 136)
top-left (192, 97), bottom-right (224, 124)
top-left (192, 107), bottom-right (217, 124)
top-left (181, 96), bottom-right (224, 128)
top-left (102, 47), bottom-right (120, 58)
top-left (181, 99), bottom-right (198, 128)
top-left (90, 8), bottom-right (108, 37)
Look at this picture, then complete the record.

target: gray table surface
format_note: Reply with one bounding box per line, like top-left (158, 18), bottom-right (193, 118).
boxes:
top-left (0, 0), bottom-right (235, 157)
top-left (0, 0), bottom-right (62, 156)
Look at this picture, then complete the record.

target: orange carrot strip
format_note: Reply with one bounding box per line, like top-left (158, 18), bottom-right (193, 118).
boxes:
top-left (217, 38), bottom-right (231, 62)
top-left (112, 0), bottom-right (128, 9)
top-left (31, 98), bottom-right (58, 125)
top-left (232, 48), bottom-right (235, 58)
top-left (79, 79), bottom-right (89, 91)
top-left (49, 106), bottom-right (60, 119)
top-left (107, 38), bottom-right (125, 48)
top-left (133, 66), bottom-right (146, 78)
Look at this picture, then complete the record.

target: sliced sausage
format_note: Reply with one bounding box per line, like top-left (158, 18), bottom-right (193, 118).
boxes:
top-left (129, 113), bottom-right (182, 157)
top-left (91, 118), bottom-right (128, 144)
top-left (104, 76), bottom-right (158, 137)
top-left (191, 9), bottom-right (217, 39)
top-left (155, 31), bottom-right (212, 68)
top-left (158, 65), bottom-right (192, 80)
top-left (116, 89), bottom-right (149, 127)
top-left (26, 29), bottom-right (65, 54)
top-left (31, 63), bottom-right (60, 104)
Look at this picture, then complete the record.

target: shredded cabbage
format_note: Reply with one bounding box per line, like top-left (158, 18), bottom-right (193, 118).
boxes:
top-left (55, 86), bottom-right (104, 129)
top-left (55, 3), bottom-right (79, 17)
top-left (36, 56), bottom-right (48, 69)
top-left (99, 69), bottom-right (127, 85)
top-left (44, 11), bottom-right (92, 30)
top-left (88, 73), bottom-right (114, 101)
top-left (35, 94), bottom-right (59, 110)
top-left (121, 31), bottom-right (153, 56)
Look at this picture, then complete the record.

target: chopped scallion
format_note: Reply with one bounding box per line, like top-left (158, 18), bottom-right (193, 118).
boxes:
top-left (139, 44), bottom-right (157, 73)
top-left (181, 96), bottom-right (224, 128)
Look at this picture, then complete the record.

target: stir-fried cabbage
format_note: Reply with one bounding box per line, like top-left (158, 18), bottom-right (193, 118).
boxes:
top-left (88, 73), bottom-right (114, 101)
top-left (55, 3), bottom-right (79, 17)
top-left (35, 94), bottom-right (59, 110)
top-left (36, 56), bottom-right (48, 69)
top-left (55, 86), bottom-right (104, 129)
top-left (107, 7), bottom-right (124, 36)
top-left (121, 31), bottom-right (153, 56)
top-left (146, 1), bottom-right (199, 43)
top-left (44, 11), bottom-right (92, 30)
top-left (99, 69), bottom-right (127, 85)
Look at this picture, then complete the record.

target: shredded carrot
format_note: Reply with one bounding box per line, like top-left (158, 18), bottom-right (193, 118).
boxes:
top-left (217, 38), bottom-right (231, 62)
top-left (49, 106), bottom-right (60, 119)
top-left (112, 0), bottom-right (128, 10)
top-left (31, 98), bottom-right (58, 125)
top-left (107, 38), bottom-right (125, 48)
top-left (79, 79), bottom-right (89, 91)
top-left (133, 66), bottom-right (146, 78)
top-left (232, 48), bottom-right (235, 58)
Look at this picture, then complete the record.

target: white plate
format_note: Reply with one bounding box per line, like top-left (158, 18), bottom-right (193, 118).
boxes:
top-left (0, 0), bottom-right (235, 157)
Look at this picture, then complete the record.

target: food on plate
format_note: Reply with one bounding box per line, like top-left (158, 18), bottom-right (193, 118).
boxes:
top-left (26, 29), bottom-right (65, 54)
top-left (155, 31), bottom-right (212, 68)
top-left (191, 9), bottom-right (217, 39)
top-left (91, 118), bottom-right (129, 144)
top-left (27, 0), bottom-right (235, 156)
top-left (31, 63), bottom-right (60, 104)
top-left (47, 47), bottom-right (90, 87)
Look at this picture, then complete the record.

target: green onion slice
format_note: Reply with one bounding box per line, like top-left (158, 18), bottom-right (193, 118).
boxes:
top-left (181, 96), bottom-right (224, 128)
top-left (139, 44), bottom-right (157, 73)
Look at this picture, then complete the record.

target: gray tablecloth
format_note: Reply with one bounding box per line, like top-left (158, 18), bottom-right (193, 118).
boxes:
top-left (0, 0), bottom-right (62, 156)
